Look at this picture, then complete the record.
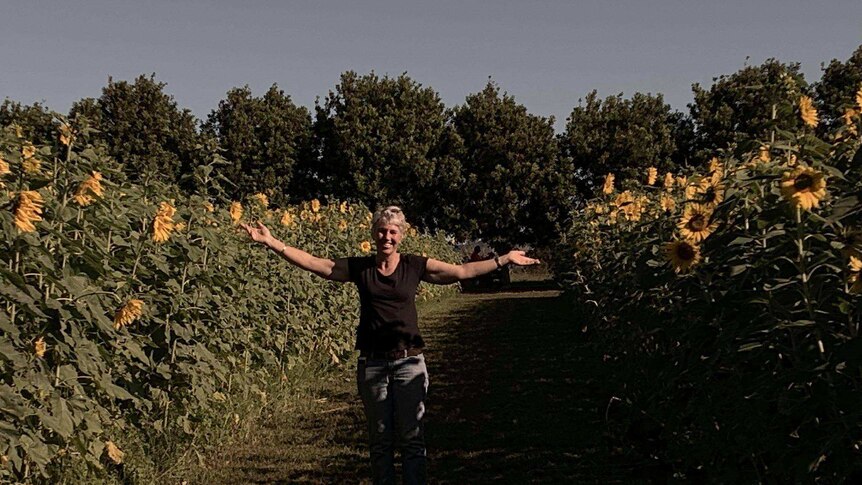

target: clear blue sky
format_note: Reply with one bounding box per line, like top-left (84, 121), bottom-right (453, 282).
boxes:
top-left (2, 1), bottom-right (861, 131)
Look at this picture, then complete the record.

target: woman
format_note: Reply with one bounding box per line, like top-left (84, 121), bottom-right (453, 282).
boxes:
top-left (241, 206), bottom-right (539, 485)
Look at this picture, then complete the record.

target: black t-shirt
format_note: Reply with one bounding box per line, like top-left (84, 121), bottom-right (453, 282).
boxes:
top-left (347, 253), bottom-right (428, 352)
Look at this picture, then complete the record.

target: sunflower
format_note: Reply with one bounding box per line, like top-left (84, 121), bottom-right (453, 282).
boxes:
top-left (359, 241), bottom-right (372, 253)
top-left (0, 158), bottom-right (10, 188)
top-left (696, 178), bottom-right (725, 208)
top-left (34, 337), bottom-right (46, 358)
top-left (857, 84), bottom-right (862, 110)
top-left (14, 190), bottom-right (44, 232)
top-left (338, 219), bottom-right (348, 232)
top-left (113, 299), bottom-right (144, 329)
top-left (676, 175), bottom-right (687, 188)
top-left (311, 199), bottom-right (321, 212)
top-left (229, 201), bottom-right (243, 223)
top-left (664, 240), bottom-right (702, 274)
top-left (660, 194), bottom-right (675, 213)
top-left (251, 193), bottom-right (268, 209)
top-left (22, 156), bottom-right (41, 174)
top-left (843, 108), bottom-right (858, 137)
top-left (758, 146), bottom-right (771, 164)
top-left (646, 167), bottom-right (657, 186)
top-left (339, 201), bottom-right (349, 214)
top-left (663, 172), bottom-right (674, 191)
top-left (849, 256), bottom-right (862, 294)
top-left (21, 144), bottom-right (36, 160)
top-left (58, 123), bottom-right (74, 146)
top-left (408, 227), bottom-right (418, 237)
top-left (799, 95), bottom-right (819, 128)
top-left (780, 166), bottom-right (827, 211)
top-left (152, 201), bottom-right (177, 243)
top-left (281, 211), bottom-right (295, 227)
top-left (678, 204), bottom-right (717, 243)
top-left (73, 171), bottom-right (104, 206)
top-left (203, 201), bottom-right (215, 213)
top-left (602, 173), bottom-right (615, 194)
top-left (105, 441), bottom-right (124, 464)
top-left (299, 209), bottom-right (311, 221)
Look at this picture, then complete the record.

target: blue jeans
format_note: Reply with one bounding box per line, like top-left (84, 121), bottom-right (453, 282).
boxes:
top-left (357, 353), bottom-right (429, 485)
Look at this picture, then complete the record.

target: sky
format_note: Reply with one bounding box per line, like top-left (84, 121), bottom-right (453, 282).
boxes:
top-left (2, 1), bottom-right (861, 131)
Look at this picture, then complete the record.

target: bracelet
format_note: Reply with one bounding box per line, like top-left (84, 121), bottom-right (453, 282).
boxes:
top-left (494, 255), bottom-right (502, 269)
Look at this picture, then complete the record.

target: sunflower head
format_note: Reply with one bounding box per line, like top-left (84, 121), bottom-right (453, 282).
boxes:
top-left (678, 204), bottom-right (717, 243)
top-left (14, 190), bottom-right (44, 233)
top-left (696, 178), bottom-right (725, 208)
top-left (780, 166), bottom-right (827, 211)
top-left (660, 194), bottom-right (675, 213)
top-left (646, 167), bottom-right (658, 186)
top-left (251, 193), bottom-right (269, 209)
top-left (203, 201), bottom-right (215, 213)
top-left (360, 241), bottom-right (372, 253)
top-left (58, 123), bottom-right (74, 146)
top-left (849, 256), bottom-right (862, 294)
top-left (843, 108), bottom-right (858, 137)
top-left (664, 240), bottom-right (702, 274)
top-left (663, 172), bottom-right (674, 191)
top-left (229, 202), bottom-right (243, 223)
top-left (34, 337), bottom-right (46, 358)
top-left (311, 199), bottom-right (321, 213)
top-left (114, 299), bottom-right (144, 329)
top-left (799, 95), bottom-right (819, 128)
top-left (339, 201), bottom-right (349, 214)
top-left (281, 211), bottom-right (295, 227)
top-left (602, 173), bottom-right (615, 194)
top-left (338, 219), bottom-right (348, 232)
top-left (74, 172), bottom-right (104, 206)
top-left (152, 201), bottom-right (177, 243)
top-left (676, 175), bottom-right (687, 188)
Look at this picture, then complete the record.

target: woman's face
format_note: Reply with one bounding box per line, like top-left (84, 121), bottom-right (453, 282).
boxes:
top-left (374, 223), bottom-right (403, 256)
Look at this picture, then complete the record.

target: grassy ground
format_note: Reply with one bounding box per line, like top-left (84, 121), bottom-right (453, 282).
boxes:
top-left (186, 276), bottom-right (648, 484)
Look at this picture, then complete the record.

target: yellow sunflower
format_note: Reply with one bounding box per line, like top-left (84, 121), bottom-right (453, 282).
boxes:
top-left (799, 95), bottom-right (819, 128)
top-left (203, 201), bottom-right (215, 213)
top-left (105, 441), bottom-right (124, 464)
top-left (73, 171), bottom-right (104, 206)
top-left (678, 204), bottom-right (718, 243)
top-left (696, 178), bottom-right (725, 208)
top-left (849, 256), bottom-right (862, 294)
top-left (229, 201), bottom-right (243, 223)
top-left (251, 193), bottom-right (268, 209)
top-left (676, 175), bottom-right (687, 188)
top-left (780, 166), bottom-right (827, 211)
top-left (660, 194), bottom-right (675, 213)
top-left (299, 209), bottom-right (311, 221)
top-left (646, 167), bottom-right (658, 186)
top-left (856, 84), bottom-right (862, 110)
top-left (281, 211), bottom-right (295, 227)
top-left (311, 199), bottom-right (321, 212)
top-left (113, 299), bottom-right (144, 329)
top-left (338, 219), bottom-right (348, 232)
top-left (843, 108), bottom-right (858, 137)
top-left (359, 241), bottom-right (372, 253)
top-left (0, 158), bottom-right (10, 188)
top-left (34, 337), bottom-right (46, 358)
top-left (602, 173), bottom-right (615, 194)
top-left (22, 156), bottom-right (41, 174)
top-left (58, 123), bottom-right (74, 146)
top-left (339, 201), bottom-right (349, 214)
top-left (663, 172), bottom-right (674, 191)
top-left (21, 144), bottom-right (36, 160)
top-left (758, 146), bottom-right (771, 164)
top-left (14, 190), bottom-right (44, 233)
top-left (152, 201), bottom-right (177, 243)
top-left (664, 240), bottom-right (702, 274)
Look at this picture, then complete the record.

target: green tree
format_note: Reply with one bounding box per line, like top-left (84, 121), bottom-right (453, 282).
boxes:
top-left (0, 100), bottom-right (57, 147)
top-left (203, 84), bottom-right (313, 206)
top-left (815, 44), bottom-right (862, 130)
top-left (69, 74), bottom-right (204, 185)
top-left (315, 71), bottom-right (462, 230)
top-left (559, 90), bottom-right (682, 195)
top-left (450, 81), bottom-right (570, 247)
top-left (690, 59), bottom-right (808, 152)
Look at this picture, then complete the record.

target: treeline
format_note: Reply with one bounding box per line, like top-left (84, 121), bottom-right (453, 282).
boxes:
top-left (3, 45), bottom-right (862, 247)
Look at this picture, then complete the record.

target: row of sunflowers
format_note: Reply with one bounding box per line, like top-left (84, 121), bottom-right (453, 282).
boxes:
top-left (553, 90), bottom-right (862, 480)
top-left (0, 120), bottom-right (459, 482)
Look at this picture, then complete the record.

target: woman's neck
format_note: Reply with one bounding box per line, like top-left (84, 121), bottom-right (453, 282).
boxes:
top-left (376, 251), bottom-right (400, 269)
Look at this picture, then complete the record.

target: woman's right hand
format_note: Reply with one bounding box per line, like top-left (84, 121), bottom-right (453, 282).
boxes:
top-left (240, 221), bottom-right (272, 245)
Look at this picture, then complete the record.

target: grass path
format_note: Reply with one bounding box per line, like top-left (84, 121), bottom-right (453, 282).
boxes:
top-left (192, 280), bottom-right (647, 483)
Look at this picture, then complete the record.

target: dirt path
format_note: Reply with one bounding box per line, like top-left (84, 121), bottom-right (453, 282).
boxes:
top-left (196, 281), bottom-right (645, 484)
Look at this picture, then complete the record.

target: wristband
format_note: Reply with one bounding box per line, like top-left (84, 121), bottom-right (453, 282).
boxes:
top-left (494, 255), bottom-right (502, 269)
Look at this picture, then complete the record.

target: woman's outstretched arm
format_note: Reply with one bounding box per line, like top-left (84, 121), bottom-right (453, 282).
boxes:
top-left (240, 222), bottom-right (350, 282)
top-left (423, 250), bottom-right (540, 285)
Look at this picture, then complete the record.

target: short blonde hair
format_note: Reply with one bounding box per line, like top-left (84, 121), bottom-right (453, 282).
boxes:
top-left (371, 206), bottom-right (407, 234)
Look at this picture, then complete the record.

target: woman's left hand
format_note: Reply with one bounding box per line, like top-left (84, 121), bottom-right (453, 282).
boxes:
top-left (506, 250), bottom-right (541, 266)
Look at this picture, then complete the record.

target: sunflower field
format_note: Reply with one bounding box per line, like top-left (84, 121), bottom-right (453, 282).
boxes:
top-left (553, 90), bottom-right (862, 480)
top-left (0, 119), bottom-right (459, 482)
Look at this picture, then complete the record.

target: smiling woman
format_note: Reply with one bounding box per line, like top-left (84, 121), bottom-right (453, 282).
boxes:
top-left (240, 204), bottom-right (540, 484)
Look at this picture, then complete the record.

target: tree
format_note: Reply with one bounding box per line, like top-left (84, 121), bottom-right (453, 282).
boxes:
top-left (815, 44), bottom-right (862, 130)
top-left (559, 90), bottom-right (682, 195)
top-left (690, 59), bottom-right (808, 152)
top-left (450, 81), bottom-right (570, 247)
top-left (69, 74), bottom-right (204, 185)
top-left (203, 84), bottom-right (313, 206)
top-left (0, 100), bottom-right (57, 147)
top-left (314, 71), bottom-right (462, 230)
